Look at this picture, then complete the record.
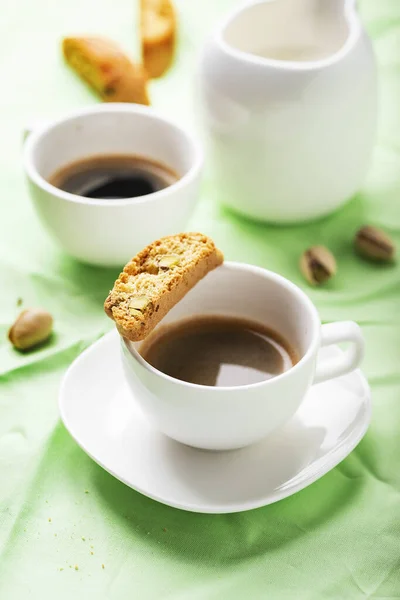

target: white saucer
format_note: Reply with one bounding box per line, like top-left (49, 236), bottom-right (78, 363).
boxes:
top-left (59, 330), bottom-right (371, 514)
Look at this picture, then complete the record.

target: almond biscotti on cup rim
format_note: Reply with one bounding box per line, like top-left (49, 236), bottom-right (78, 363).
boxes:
top-left (104, 233), bottom-right (224, 341)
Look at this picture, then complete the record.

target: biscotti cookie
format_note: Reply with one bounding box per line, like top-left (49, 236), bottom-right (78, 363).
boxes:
top-left (104, 233), bottom-right (223, 341)
top-left (140, 0), bottom-right (176, 78)
top-left (62, 36), bottom-right (150, 104)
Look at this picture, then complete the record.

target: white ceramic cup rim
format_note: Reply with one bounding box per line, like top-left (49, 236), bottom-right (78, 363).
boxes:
top-left (123, 262), bottom-right (321, 391)
top-left (23, 103), bottom-right (204, 208)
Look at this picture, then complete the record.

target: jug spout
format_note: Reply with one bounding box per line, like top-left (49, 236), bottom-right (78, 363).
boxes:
top-left (220, 0), bottom-right (360, 67)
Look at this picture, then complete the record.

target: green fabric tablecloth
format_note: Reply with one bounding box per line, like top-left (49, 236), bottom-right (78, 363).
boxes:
top-left (1, 0), bottom-right (400, 597)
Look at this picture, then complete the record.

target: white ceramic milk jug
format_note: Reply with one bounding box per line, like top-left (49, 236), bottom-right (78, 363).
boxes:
top-left (199, 0), bottom-right (377, 223)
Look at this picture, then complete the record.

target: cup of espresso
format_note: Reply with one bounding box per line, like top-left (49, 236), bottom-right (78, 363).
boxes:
top-left (23, 104), bottom-right (203, 267)
top-left (121, 262), bottom-right (364, 450)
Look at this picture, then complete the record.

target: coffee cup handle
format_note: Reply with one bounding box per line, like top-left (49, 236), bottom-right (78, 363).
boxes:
top-left (313, 321), bottom-right (364, 385)
top-left (22, 120), bottom-right (49, 143)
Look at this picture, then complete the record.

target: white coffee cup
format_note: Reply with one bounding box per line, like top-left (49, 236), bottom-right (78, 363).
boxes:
top-left (121, 262), bottom-right (364, 450)
top-left (23, 104), bottom-right (203, 267)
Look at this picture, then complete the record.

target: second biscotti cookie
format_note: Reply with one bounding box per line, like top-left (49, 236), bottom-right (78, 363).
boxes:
top-left (140, 0), bottom-right (176, 78)
top-left (62, 36), bottom-right (150, 104)
top-left (104, 233), bottom-right (223, 341)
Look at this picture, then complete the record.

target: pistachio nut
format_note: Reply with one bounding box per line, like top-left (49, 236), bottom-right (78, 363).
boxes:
top-left (129, 296), bottom-right (151, 314)
top-left (157, 254), bottom-right (180, 271)
top-left (300, 246), bottom-right (337, 285)
top-left (355, 225), bottom-right (395, 262)
top-left (8, 308), bottom-right (53, 351)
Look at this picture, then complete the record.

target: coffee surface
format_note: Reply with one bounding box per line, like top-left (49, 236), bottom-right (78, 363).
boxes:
top-left (48, 154), bottom-right (178, 199)
top-left (139, 315), bottom-right (298, 387)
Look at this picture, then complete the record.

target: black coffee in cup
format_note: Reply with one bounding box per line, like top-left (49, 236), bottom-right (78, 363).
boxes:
top-left (48, 154), bottom-right (179, 199)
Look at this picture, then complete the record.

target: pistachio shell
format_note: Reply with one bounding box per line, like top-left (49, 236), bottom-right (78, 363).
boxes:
top-left (8, 308), bottom-right (53, 351)
top-left (355, 225), bottom-right (395, 262)
top-left (300, 246), bottom-right (337, 285)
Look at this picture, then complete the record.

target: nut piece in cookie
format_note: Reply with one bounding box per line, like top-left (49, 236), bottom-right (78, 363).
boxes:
top-left (104, 233), bottom-right (224, 341)
top-left (62, 36), bottom-right (150, 104)
top-left (140, 0), bottom-right (176, 78)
